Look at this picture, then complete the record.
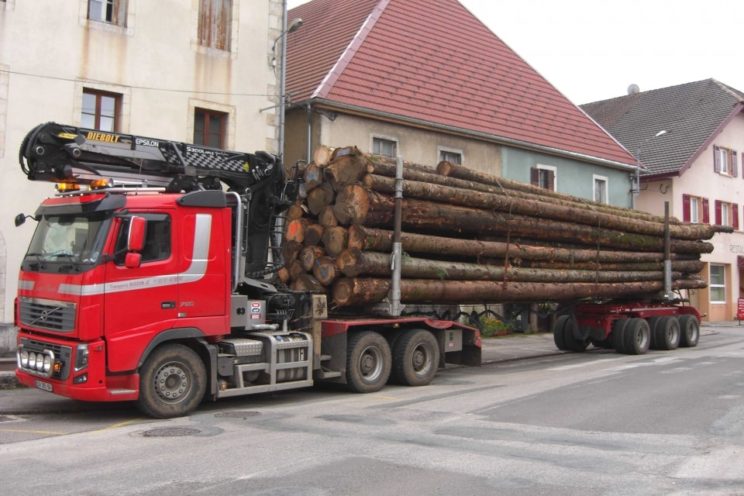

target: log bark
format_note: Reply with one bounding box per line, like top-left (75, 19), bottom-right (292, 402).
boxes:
top-left (332, 277), bottom-right (707, 307)
top-left (318, 206), bottom-right (339, 228)
top-left (347, 225), bottom-right (670, 263)
top-left (336, 249), bottom-right (677, 282)
top-left (527, 260), bottom-right (704, 273)
top-left (306, 183), bottom-right (335, 216)
top-left (292, 274), bottom-right (325, 293)
top-left (336, 189), bottom-right (713, 254)
top-left (303, 223), bottom-right (324, 247)
top-left (368, 159), bottom-right (678, 225)
top-left (363, 174), bottom-right (721, 240)
top-left (313, 256), bottom-right (338, 286)
top-left (321, 226), bottom-right (349, 256)
top-left (300, 245), bottom-right (325, 272)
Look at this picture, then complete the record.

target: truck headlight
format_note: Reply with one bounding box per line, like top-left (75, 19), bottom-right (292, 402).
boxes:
top-left (75, 344), bottom-right (89, 371)
top-left (43, 354), bottom-right (52, 373)
top-left (19, 349), bottom-right (29, 368)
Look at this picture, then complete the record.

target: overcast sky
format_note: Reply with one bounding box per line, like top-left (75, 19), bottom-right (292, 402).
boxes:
top-left (286, 0), bottom-right (744, 104)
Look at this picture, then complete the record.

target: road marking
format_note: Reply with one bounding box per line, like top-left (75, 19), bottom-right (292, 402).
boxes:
top-left (0, 428), bottom-right (65, 435)
top-left (94, 419), bottom-right (143, 432)
top-left (548, 358), bottom-right (621, 371)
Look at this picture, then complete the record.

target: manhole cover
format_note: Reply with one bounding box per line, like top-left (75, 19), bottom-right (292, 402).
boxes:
top-left (143, 427), bottom-right (201, 437)
top-left (214, 410), bottom-right (261, 419)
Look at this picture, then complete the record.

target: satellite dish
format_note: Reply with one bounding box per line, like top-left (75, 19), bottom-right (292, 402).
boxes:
top-left (628, 84), bottom-right (640, 95)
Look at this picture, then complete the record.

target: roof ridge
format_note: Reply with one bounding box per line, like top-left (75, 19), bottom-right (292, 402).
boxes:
top-left (712, 78), bottom-right (744, 102)
top-left (312, 0), bottom-right (389, 99)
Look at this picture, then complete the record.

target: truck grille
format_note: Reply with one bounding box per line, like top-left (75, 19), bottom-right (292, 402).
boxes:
top-left (19, 298), bottom-right (76, 332)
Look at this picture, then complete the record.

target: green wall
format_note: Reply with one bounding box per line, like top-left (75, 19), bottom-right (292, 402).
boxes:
top-left (501, 147), bottom-right (633, 207)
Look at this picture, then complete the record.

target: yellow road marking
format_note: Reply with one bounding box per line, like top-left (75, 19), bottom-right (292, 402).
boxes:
top-left (94, 418), bottom-right (143, 432)
top-left (0, 428), bottom-right (65, 435)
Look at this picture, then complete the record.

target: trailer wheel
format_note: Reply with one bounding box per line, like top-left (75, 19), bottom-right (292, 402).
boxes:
top-left (678, 315), bottom-right (700, 348)
top-left (392, 329), bottom-right (440, 386)
top-left (563, 316), bottom-right (589, 352)
top-left (137, 344), bottom-right (206, 418)
top-left (646, 317), bottom-right (662, 349)
top-left (623, 318), bottom-right (650, 355)
top-left (346, 331), bottom-right (392, 393)
top-left (612, 318), bottom-right (630, 353)
top-left (654, 316), bottom-right (680, 350)
top-left (553, 315), bottom-right (570, 351)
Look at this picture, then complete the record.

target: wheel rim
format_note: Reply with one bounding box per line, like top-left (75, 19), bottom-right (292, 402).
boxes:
top-left (689, 324), bottom-right (699, 342)
top-left (667, 325), bottom-right (679, 344)
top-left (636, 327), bottom-right (649, 349)
top-left (359, 345), bottom-right (384, 383)
top-left (153, 361), bottom-right (191, 403)
top-left (411, 344), bottom-right (433, 375)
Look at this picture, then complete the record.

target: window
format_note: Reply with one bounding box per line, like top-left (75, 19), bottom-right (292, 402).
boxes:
top-left (709, 264), bottom-right (726, 303)
top-left (593, 175), bottom-right (608, 204)
top-left (81, 89), bottom-right (121, 131)
top-left (88, 0), bottom-right (127, 26)
top-left (530, 165), bottom-right (556, 191)
top-left (194, 108), bottom-right (227, 148)
top-left (713, 146), bottom-right (738, 177)
top-left (114, 214), bottom-right (171, 265)
top-left (372, 137), bottom-right (398, 158)
top-left (439, 148), bottom-right (463, 165)
top-left (714, 200), bottom-right (739, 229)
top-left (682, 194), bottom-right (709, 224)
top-left (198, 0), bottom-right (232, 50)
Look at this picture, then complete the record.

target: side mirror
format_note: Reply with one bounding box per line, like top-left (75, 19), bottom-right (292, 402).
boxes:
top-left (15, 213), bottom-right (27, 227)
top-left (125, 252), bottom-right (142, 269)
top-left (127, 216), bottom-right (147, 252)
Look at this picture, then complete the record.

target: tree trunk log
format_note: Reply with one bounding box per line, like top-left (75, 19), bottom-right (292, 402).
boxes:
top-left (277, 267), bottom-right (290, 284)
top-left (313, 145), bottom-right (335, 167)
top-left (313, 256), bottom-right (338, 286)
top-left (363, 174), bottom-right (720, 240)
top-left (292, 274), bottom-right (325, 293)
top-left (285, 219), bottom-right (308, 244)
top-left (321, 226), bottom-right (349, 256)
top-left (332, 277), bottom-right (707, 307)
top-left (306, 183), bottom-right (335, 216)
top-left (527, 260), bottom-right (704, 273)
top-left (281, 240), bottom-right (303, 264)
top-left (286, 202), bottom-right (305, 221)
top-left (325, 154), bottom-right (369, 190)
top-left (300, 245), bottom-right (325, 272)
top-left (303, 163), bottom-right (324, 191)
top-left (303, 223), bottom-right (324, 247)
top-left (288, 260), bottom-right (305, 281)
top-left (336, 249), bottom-right (678, 282)
top-left (318, 206), bottom-right (339, 228)
top-left (347, 225), bottom-right (672, 263)
top-left (336, 189), bottom-right (713, 254)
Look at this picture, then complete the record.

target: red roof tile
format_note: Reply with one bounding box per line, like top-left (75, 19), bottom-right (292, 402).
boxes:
top-left (287, 0), bottom-right (636, 166)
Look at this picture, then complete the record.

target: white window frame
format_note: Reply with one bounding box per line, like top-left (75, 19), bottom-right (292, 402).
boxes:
top-left (721, 202), bottom-right (731, 227)
top-left (689, 196), bottom-right (701, 224)
top-left (438, 146), bottom-right (464, 165)
top-left (592, 174), bottom-right (609, 204)
top-left (717, 147), bottom-right (731, 176)
top-left (536, 164), bottom-right (557, 191)
top-left (371, 135), bottom-right (399, 158)
top-left (709, 264), bottom-right (726, 304)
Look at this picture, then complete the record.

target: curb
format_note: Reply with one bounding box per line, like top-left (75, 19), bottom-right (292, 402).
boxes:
top-left (0, 371), bottom-right (21, 390)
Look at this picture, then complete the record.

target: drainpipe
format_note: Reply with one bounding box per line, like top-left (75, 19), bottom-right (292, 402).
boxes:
top-left (306, 103), bottom-right (312, 163)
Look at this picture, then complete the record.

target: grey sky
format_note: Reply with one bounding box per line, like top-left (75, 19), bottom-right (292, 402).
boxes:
top-left (286, 0), bottom-right (744, 104)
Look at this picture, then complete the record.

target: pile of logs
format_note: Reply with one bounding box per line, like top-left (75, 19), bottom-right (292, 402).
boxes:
top-left (279, 146), bottom-right (729, 309)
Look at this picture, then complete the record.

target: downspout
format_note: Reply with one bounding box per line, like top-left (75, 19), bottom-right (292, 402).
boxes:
top-left (305, 102), bottom-right (312, 163)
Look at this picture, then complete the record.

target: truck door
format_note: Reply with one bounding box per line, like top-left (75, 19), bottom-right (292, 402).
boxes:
top-left (104, 212), bottom-right (179, 373)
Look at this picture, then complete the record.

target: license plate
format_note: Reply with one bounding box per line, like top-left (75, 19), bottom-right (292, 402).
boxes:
top-left (35, 380), bottom-right (53, 392)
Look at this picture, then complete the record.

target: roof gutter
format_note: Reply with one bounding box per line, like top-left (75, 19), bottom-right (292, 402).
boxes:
top-left (290, 98), bottom-right (639, 172)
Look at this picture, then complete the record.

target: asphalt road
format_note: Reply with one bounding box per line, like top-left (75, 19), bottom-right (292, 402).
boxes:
top-left (1, 326), bottom-right (743, 495)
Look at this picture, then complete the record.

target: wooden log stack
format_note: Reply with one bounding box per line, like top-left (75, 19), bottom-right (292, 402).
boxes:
top-left (280, 146), bottom-right (729, 309)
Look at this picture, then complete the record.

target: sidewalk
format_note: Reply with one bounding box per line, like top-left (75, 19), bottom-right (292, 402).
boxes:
top-left (0, 325), bottom-right (726, 415)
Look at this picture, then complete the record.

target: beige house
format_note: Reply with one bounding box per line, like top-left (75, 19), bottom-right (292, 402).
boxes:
top-left (583, 79), bottom-right (744, 321)
top-left (0, 0), bottom-right (283, 329)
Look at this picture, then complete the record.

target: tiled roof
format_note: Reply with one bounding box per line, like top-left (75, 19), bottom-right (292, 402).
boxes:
top-left (286, 0), bottom-right (637, 167)
top-left (581, 79), bottom-right (744, 177)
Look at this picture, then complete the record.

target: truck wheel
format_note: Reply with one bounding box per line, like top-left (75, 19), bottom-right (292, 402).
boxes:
top-left (646, 317), bottom-right (662, 349)
top-left (678, 315), bottom-right (700, 348)
top-left (612, 318), bottom-right (629, 353)
top-left (392, 329), bottom-right (440, 386)
top-left (553, 315), bottom-right (570, 351)
top-left (654, 316), bottom-right (680, 350)
top-left (137, 344), bottom-right (206, 418)
top-left (623, 318), bottom-right (650, 355)
top-left (562, 316), bottom-right (589, 352)
top-left (346, 331), bottom-right (391, 393)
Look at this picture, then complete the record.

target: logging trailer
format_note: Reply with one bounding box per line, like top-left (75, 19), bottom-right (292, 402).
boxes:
top-left (14, 123), bottom-right (700, 417)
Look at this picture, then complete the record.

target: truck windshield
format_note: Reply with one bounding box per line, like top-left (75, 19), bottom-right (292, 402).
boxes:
top-left (24, 213), bottom-right (109, 271)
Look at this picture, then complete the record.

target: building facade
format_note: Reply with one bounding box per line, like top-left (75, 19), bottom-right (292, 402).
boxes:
top-left (0, 0), bottom-right (283, 326)
top-left (583, 79), bottom-right (744, 321)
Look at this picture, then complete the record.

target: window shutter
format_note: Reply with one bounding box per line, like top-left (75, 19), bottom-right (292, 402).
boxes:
top-left (733, 204), bottom-right (740, 230)
top-left (682, 194), bottom-right (691, 222)
top-left (715, 200), bottom-right (722, 225)
top-left (702, 198), bottom-right (710, 224)
top-left (530, 167), bottom-right (539, 186)
top-left (733, 151), bottom-right (739, 177)
top-left (547, 170), bottom-right (556, 191)
top-left (714, 146), bottom-right (721, 173)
